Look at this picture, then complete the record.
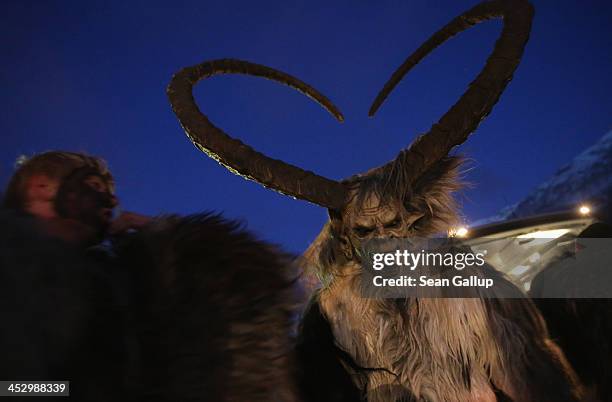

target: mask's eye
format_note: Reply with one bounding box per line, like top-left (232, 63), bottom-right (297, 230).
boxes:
top-left (384, 217), bottom-right (402, 229)
top-left (353, 225), bottom-right (374, 238)
top-left (410, 215), bottom-right (426, 231)
top-left (84, 176), bottom-right (106, 192)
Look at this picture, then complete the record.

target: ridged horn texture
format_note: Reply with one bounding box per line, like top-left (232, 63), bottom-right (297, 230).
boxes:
top-left (368, 0), bottom-right (534, 186)
top-left (167, 59), bottom-right (347, 209)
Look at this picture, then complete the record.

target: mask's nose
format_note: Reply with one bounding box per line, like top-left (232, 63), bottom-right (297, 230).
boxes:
top-left (109, 194), bottom-right (119, 208)
top-left (374, 225), bottom-right (388, 238)
top-left (99, 191), bottom-right (119, 209)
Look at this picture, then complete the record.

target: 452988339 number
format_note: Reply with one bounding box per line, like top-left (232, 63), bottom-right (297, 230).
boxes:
top-left (0, 381), bottom-right (69, 396)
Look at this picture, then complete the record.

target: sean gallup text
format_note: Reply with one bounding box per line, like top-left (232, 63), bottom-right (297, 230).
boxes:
top-left (372, 275), bottom-right (494, 289)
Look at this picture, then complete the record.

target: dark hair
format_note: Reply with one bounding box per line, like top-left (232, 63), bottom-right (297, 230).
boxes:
top-left (2, 151), bottom-right (113, 211)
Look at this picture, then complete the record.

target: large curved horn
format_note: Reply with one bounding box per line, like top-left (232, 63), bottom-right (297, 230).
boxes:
top-left (368, 0), bottom-right (534, 185)
top-left (167, 59), bottom-right (347, 209)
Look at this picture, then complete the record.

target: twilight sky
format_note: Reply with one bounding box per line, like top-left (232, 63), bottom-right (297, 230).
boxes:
top-left (1, 1), bottom-right (611, 252)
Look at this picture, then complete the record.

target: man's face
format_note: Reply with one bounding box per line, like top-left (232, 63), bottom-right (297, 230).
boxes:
top-left (53, 167), bottom-right (117, 238)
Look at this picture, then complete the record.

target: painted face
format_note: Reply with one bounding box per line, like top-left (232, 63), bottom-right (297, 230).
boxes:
top-left (54, 167), bottom-right (117, 237)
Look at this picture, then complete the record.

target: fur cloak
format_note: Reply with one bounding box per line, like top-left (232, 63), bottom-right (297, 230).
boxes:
top-left (0, 210), bottom-right (299, 402)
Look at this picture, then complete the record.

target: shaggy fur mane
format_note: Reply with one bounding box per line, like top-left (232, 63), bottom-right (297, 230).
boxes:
top-left (120, 213), bottom-right (301, 402)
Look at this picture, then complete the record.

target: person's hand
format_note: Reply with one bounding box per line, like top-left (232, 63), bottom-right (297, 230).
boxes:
top-left (109, 211), bottom-right (152, 235)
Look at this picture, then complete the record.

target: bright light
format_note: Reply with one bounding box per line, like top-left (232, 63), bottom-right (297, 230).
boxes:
top-left (579, 205), bottom-right (591, 215)
top-left (517, 229), bottom-right (570, 239)
top-left (448, 226), bottom-right (468, 238)
top-left (456, 227), bottom-right (469, 237)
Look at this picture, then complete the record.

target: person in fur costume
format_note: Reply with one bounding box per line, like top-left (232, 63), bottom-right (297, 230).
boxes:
top-left (0, 151), bottom-right (300, 401)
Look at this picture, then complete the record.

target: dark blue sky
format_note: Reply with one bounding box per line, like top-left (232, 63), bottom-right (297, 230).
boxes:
top-left (1, 1), bottom-right (611, 252)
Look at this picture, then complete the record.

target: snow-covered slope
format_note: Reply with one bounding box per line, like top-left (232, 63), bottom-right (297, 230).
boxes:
top-left (474, 130), bottom-right (612, 225)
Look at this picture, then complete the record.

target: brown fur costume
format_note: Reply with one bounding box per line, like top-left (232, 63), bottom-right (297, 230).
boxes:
top-left (0, 210), bottom-right (300, 402)
top-left (119, 213), bottom-right (300, 402)
top-left (296, 159), bottom-right (585, 402)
